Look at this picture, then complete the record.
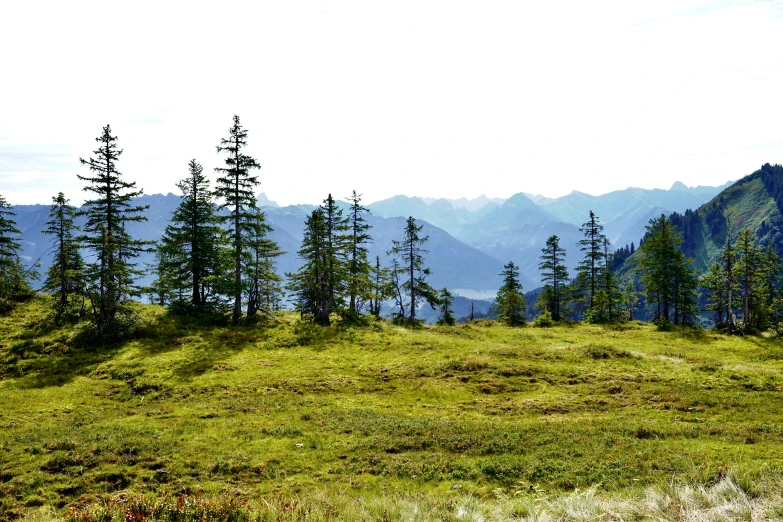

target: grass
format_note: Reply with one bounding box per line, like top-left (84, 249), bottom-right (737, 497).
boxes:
top-left (1, 297), bottom-right (783, 520)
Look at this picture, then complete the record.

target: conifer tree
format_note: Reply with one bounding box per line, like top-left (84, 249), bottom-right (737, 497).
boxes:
top-left (538, 235), bottom-right (569, 320)
top-left (77, 125), bottom-right (150, 335)
top-left (368, 255), bottom-right (390, 318)
top-left (637, 214), bottom-right (698, 325)
top-left (320, 194), bottom-right (349, 317)
top-left (735, 228), bottom-right (759, 330)
top-left (143, 245), bottom-right (176, 306)
top-left (388, 216), bottom-right (439, 322)
top-left (599, 238), bottom-right (623, 322)
top-left (437, 288), bottom-right (455, 325)
top-left (345, 190), bottom-right (372, 316)
top-left (214, 115), bottom-right (262, 323)
top-left (244, 208), bottom-right (284, 318)
top-left (160, 159), bottom-right (226, 309)
top-left (496, 261), bottom-right (526, 325)
top-left (701, 262), bottom-right (730, 326)
top-left (41, 193), bottom-right (85, 321)
top-left (0, 195), bottom-right (33, 311)
top-left (389, 256), bottom-right (407, 319)
top-left (576, 211), bottom-right (606, 312)
top-left (287, 209), bottom-right (330, 324)
top-left (719, 223), bottom-right (738, 329)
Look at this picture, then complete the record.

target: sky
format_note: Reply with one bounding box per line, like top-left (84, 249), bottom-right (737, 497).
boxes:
top-left (1, 0), bottom-right (782, 206)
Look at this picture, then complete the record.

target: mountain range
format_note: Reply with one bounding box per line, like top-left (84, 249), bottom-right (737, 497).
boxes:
top-left (9, 176), bottom-right (751, 312)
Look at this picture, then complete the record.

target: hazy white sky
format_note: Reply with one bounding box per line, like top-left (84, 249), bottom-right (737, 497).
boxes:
top-left (1, 1), bottom-right (782, 206)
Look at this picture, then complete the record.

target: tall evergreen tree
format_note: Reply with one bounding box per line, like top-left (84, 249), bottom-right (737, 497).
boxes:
top-left (437, 288), bottom-right (455, 325)
top-left (143, 245), bottom-right (176, 306)
top-left (735, 228), bottom-right (759, 330)
top-left (637, 214), bottom-right (698, 325)
top-left (720, 222), bottom-right (738, 329)
top-left (77, 125), bottom-right (150, 335)
top-left (345, 190), bottom-right (372, 316)
top-left (388, 216), bottom-right (439, 322)
top-left (41, 193), bottom-right (85, 321)
top-left (244, 208), bottom-right (284, 318)
top-left (496, 261), bottom-right (526, 325)
top-left (576, 210), bottom-right (606, 313)
top-left (320, 194), bottom-right (349, 317)
top-left (287, 209), bottom-right (331, 324)
top-left (0, 195), bottom-right (33, 311)
top-left (160, 159), bottom-right (226, 309)
top-left (214, 115), bottom-right (262, 323)
top-left (368, 255), bottom-right (390, 318)
top-left (538, 235), bottom-right (569, 320)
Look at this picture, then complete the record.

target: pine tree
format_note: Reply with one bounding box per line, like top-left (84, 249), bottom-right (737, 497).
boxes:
top-left (77, 125), bottom-right (150, 335)
top-left (637, 214), bottom-right (698, 325)
top-left (368, 255), bottom-right (390, 318)
top-left (599, 238), bottom-right (623, 322)
top-left (388, 216), bottom-right (439, 322)
top-left (0, 195), bottom-right (33, 311)
top-left (320, 194), bottom-right (349, 317)
top-left (143, 245), bottom-right (176, 306)
top-left (538, 235), bottom-right (569, 320)
top-left (160, 159), bottom-right (226, 309)
top-left (496, 261), bottom-right (526, 325)
top-left (214, 115), bottom-right (262, 323)
top-left (576, 211), bottom-right (606, 313)
top-left (389, 256), bottom-right (407, 319)
top-left (41, 193), bottom-right (85, 321)
top-left (701, 262), bottom-right (729, 326)
top-left (345, 191), bottom-right (372, 317)
top-left (287, 209), bottom-right (331, 324)
top-left (437, 288), bottom-right (455, 325)
top-left (720, 223), bottom-right (738, 329)
top-left (735, 229), bottom-right (759, 330)
top-left (244, 208), bottom-right (284, 318)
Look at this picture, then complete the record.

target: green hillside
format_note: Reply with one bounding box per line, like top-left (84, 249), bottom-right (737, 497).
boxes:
top-left (2, 298), bottom-right (783, 519)
top-left (616, 164), bottom-right (783, 277)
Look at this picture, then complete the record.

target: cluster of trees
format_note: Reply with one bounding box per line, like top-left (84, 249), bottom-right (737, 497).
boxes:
top-left (0, 196), bottom-right (35, 312)
top-left (490, 210), bottom-right (700, 328)
top-left (702, 226), bottom-right (783, 333)
top-left (287, 203), bottom-right (452, 325)
top-left (0, 116), bottom-right (459, 332)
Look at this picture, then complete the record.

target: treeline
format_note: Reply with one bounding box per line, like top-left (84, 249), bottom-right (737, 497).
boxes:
top-left (0, 116), bottom-right (460, 335)
top-left (522, 198), bottom-right (783, 333)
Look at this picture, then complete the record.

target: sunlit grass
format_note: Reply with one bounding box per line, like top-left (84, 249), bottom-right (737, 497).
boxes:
top-left (1, 296), bottom-right (783, 519)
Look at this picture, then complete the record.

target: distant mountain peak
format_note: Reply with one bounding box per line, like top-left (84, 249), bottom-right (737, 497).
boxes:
top-left (669, 181), bottom-right (689, 191)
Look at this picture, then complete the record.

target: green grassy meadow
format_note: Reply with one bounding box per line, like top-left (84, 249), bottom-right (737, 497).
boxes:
top-left (2, 297), bottom-right (783, 520)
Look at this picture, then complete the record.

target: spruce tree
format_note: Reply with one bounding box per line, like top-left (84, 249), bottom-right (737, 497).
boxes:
top-left (576, 210), bottom-right (606, 313)
top-left (244, 208), bottom-right (284, 318)
top-left (320, 194), bottom-right (349, 317)
top-left (77, 125), bottom-right (150, 335)
top-left (143, 245), bottom-right (176, 306)
top-left (368, 255), bottom-right (390, 318)
top-left (345, 190), bottom-right (372, 316)
top-left (287, 209), bottom-right (331, 324)
top-left (160, 159), bottom-right (226, 309)
top-left (735, 229), bottom-right (759, 330)
top-left (437, 288), bottom-right (455, 325)
top-left (41, 193), bottom-right (85, 321)
top-left (214, 115), bottom-right (262, 323)
top-left (496, 261), bottom-right (526, 325)
top-left (701, 262), bottom-right (725, 326)
top-left (0, 195), bottom-right (33, 311)
top-left (538, 235), bottom-right (569, 320)
top-left (637, 214), bottom-right (698, 325)
top-left (388, 216), bottom-right (439, 322)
